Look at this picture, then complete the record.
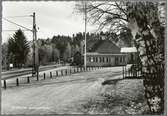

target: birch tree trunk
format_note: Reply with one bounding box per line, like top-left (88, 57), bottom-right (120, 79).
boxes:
top-left (127, 2), bottom-right (164, 114)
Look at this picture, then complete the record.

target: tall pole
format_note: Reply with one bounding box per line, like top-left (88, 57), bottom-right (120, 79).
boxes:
top-left (32, 12), bottom-right (35, 76)
top-left (32, 12), bottom-right (39, 77)
top-left (84, 1), bottom-right (87, 69)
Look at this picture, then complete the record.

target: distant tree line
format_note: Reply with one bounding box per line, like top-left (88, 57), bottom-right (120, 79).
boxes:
top-left (1, 29), bottom-right (132, 69)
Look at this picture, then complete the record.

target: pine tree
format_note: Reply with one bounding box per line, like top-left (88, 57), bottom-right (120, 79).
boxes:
top-left (8, 29), bottom-right (30, 68)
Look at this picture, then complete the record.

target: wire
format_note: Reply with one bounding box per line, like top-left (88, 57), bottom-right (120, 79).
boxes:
top-left (4, 15), bottom-right (32, 18)
top-left (2, 17), bottom-right (32, 32)
top-left (2, 29), bottom-right (32, 32)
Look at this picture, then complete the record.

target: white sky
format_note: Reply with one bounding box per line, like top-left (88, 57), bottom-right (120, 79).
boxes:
top-left (2, 1), bottom-right (97, 43)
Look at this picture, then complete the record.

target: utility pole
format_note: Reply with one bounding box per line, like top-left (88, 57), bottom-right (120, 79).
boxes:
top-left (32, 12), bottom-right (39, 77)
top-left (84, 1), bottom-right (87, 70)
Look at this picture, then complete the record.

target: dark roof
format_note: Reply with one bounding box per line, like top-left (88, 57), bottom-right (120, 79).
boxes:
top-left (87, 39), bottom-right (120, 54)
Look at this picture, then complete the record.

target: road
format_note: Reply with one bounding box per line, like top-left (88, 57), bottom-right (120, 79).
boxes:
top-left (1, 64), bottom-right (65, 80)
top-left (2, 66), bottom-right (124, 114)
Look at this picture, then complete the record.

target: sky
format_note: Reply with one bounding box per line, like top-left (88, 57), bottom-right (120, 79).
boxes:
top-left (2, 1), bottom-right (97, 43)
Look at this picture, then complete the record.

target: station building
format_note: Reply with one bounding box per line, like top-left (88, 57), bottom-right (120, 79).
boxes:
top-left (85, 40), bottom-right (127, 67)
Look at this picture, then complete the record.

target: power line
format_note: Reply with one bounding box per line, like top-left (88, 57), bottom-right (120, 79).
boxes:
top-left (2, 17), bottom-right (32, 32)
top-left (2, 29), bottom-right (32, 32)
top-left (4, 15), bottom-right (32, 18)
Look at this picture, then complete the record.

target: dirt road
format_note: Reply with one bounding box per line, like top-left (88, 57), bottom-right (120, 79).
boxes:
top-left (2, 67), bottom-right (123, 114)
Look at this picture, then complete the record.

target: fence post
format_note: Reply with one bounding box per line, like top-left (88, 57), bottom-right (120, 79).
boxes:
top-left (122, 66), bottom-right (124, 79)
top-left (37, 71), bottom-right (39, 81)
top-left (66, 69), bottom-right (68, 75)
top-left (50, 72), bottom-right (52, 78)
top-left (4, 80), bottom-right (6, 89)
top-left (27, 76), bottom-right (30, 83)
top-left (137, 71), bottom-right (139, 77)
top-left (74, 67), bottom-right (75, 73)
top-left (70, 68), bottom-right (72, 74)
top-left (16, 78), bottom-right (19, 86)
top-left (78, 67), bottom-right (81, 72)
top-left (77, 67), bottom-right (78, 72)
top-left (61, 70), bottom-right (63, 76)
top-left (130, 69), bottom-right (132, 77)
top-left (56, 71), bottom-right (58, 77)
top-left (75, 67), bottom-right (77, 73)
top-left (44, 73), bottom-right (45, 79)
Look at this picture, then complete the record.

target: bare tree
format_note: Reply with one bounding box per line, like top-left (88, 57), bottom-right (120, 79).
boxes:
top-left (75, 1), bottom-right (128, 33)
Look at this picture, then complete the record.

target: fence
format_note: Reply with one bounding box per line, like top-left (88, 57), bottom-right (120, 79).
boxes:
top-left (2, 66), bottom-right (105, 89)
top-left (123, 64), bottom-right (143, 79)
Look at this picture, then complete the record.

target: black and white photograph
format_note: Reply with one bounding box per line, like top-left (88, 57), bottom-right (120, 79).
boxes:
top-left (1, 0), bottom-right (166, 115)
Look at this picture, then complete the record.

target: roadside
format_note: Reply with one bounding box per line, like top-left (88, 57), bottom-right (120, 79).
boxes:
top-left (80, 79), bottom-right (150, 115)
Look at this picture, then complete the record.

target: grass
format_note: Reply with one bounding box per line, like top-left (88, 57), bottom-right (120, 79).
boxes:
top-left (80, 79), bottom-right (150, 115)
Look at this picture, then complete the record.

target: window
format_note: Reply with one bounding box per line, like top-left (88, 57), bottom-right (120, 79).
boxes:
top-left (90, 57), bottom-right (93, 62)
top-left (123, 56), bottom-right (125, 62)
top-left (108, 57), bottom-right (110, 62)
top-left (93, 57), bottom-right (96, 62)
top-left (89, 57), bottom-right (91, 62)
top-left (120, 57), bottom-right (122, 62)
top-left (96, 57), bottom-right (98, 62)
top-left (106, 57), bottom-right (109, 62)
top-left (102, 57), bottom-right (105, 62)
top-left (98, 57), bottom-right (100, 63)
top-left (104, 57), bottom-right (107, 62)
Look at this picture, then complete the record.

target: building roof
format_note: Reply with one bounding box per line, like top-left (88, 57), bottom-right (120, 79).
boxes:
top-left (120, 47), bottom-right (137, 53)
top-left (87, 39), bottom-right (121, 54)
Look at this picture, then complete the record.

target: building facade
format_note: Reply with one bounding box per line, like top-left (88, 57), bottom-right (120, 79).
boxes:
top-left (86, 53), bottom-right (127, 67)
top-left (86, 40), bottom-right (127, 67)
